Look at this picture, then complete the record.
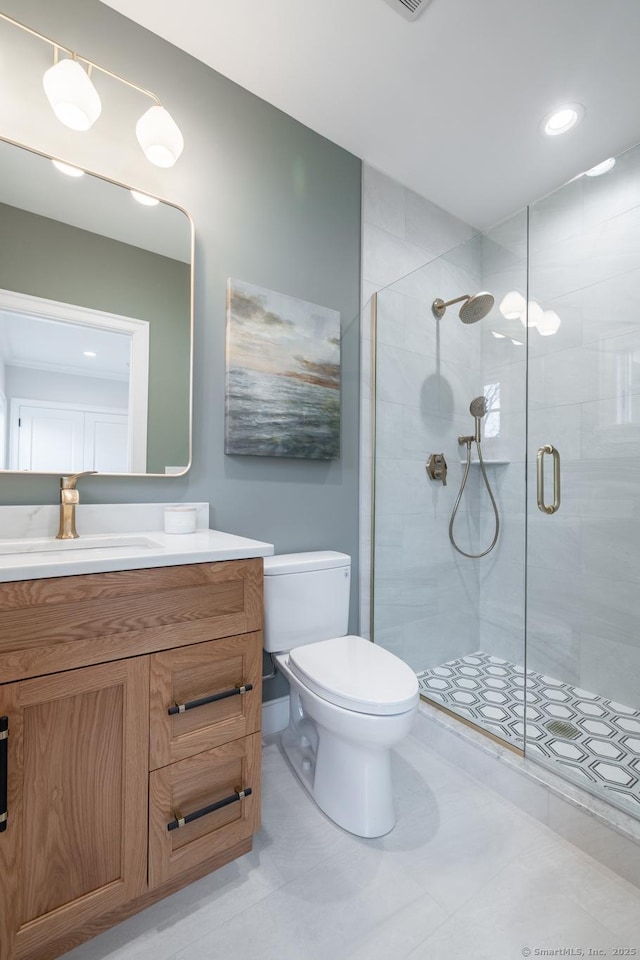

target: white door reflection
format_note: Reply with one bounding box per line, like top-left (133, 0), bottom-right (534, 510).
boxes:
top-left (0, 289), bottom-right (149, 473)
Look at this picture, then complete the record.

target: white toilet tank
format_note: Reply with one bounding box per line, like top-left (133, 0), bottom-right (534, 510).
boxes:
top-left (263, 551), bottom-right (351, 653)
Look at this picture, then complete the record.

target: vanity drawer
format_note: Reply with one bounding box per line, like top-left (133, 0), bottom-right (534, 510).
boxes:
top-left (149, 633), bottom-right (262, 769)
top-left (0, 558), bottom-right (263, 684)
top-left (148, 733), bottom-right (261, 888)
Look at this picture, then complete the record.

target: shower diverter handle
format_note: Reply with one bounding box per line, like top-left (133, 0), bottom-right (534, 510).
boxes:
top-left (536, 444), bottom-right (561, 515)
top-left (426, 453), bottom-right (448, 486)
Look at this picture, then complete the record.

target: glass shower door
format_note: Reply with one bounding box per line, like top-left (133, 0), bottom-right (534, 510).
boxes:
top-left (371, 213), bottom-right (529, 751)
top-left (526, 145), bottom-right (640, 817)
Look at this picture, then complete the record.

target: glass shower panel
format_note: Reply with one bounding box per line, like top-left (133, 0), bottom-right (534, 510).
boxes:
top-left (526, 143), bottom-right (640, 817)
top-left (372, 214), bottom-right (527, 749)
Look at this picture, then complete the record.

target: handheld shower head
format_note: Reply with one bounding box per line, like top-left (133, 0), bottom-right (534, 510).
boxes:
top-left (470, 396), bottom-right (487, 441)
top-left (432, 291), bottom-right (495, 324)
top-left (469, 396), bottom-right (487, 419)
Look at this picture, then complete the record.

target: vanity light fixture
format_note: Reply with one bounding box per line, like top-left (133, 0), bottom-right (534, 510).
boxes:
top-left (537, 310), bottom-right (562, 336)
top-left (0, 12), bottom-right (184, 168)
top-left (43, 56), bottom-right (102, 132)
top-left (51, 159), bottom-right (84, 177)
top-left (130, 190), bottom-right (160, 207)
top-left (585, 157), bottom-right (616, 177)
top-left (525, 299), bottom-right (544, 328)
top-left (499, 291), bottom-right (543, 328)
top-left (540, 103), bottom-right (585, 137)
top-left (499, 291), bottom-right (526, 321)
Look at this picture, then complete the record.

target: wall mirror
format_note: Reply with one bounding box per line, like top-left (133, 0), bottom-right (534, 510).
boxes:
top-left (0, 137), bottom-right (193, 476)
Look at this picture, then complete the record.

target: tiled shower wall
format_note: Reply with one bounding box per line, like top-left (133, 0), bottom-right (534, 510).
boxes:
top-left (361, 163), bottom-right (528, 673)
top-left (360, 165), bottom-right (480, 669)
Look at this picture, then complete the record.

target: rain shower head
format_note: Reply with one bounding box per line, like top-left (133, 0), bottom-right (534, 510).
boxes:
top-left (432, 291), bottom-right (495, 323)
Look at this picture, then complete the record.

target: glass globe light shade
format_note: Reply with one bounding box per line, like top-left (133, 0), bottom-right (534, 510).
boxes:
top-left (537, 310), bottom-right (562, 336)
top-left (131, 190), bottom-right (160, 206)
top-left (51, 159), bottom-right (84, 177)
top-left (499, 290), bottom-right (526, 321)
top-left (43, 58), bottom-right (102, 132)
top-left (136, 106), bottom-right (184, 168)
top-left (524, 300), bottom-right (544, 328)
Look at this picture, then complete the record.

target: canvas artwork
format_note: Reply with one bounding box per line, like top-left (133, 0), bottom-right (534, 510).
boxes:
top-left (225, 279), bottom-right (341, 459)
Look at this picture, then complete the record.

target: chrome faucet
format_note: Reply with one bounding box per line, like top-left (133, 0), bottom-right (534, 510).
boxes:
top-left (56, 472), bottom-right (98, 540)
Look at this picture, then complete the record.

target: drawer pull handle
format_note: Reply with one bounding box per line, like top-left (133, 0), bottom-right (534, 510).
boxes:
top-left (168, 683), bottom-right (254, 716)
top-left (167, 786), bottom-right (253, 832)
top-left (0, 716), bottom-right (8, 833)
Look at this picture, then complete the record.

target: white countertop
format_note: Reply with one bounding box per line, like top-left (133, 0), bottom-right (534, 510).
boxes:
top-left (0, 528), bottom-right (274, 582)
top-left (0, 503), bottom-right (274, 582)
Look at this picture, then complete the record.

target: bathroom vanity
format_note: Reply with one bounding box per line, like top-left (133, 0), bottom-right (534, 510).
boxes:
top-left (0, 510), bottom-right (273, 960)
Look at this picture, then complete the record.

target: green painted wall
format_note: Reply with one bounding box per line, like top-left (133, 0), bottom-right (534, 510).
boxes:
top-left (0, 202), bottom-right (190, 472)
top-left (0, 0), bottom-right (362, 700)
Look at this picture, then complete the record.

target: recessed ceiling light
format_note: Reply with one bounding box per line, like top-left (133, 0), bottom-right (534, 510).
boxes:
top-left (511, 338), bottom-right (524, 346)
top-left (130, 189), bottom-right (160, 206)
top-left (83, 350), bottom-right (97, 357)
top-left (585, 157), bottom-right (616, 177)
top-left (51, 159), bottom-right (84, 178)
top-left (491, 331), bottom-right (506, 339)
top-left (541, 103), bottom-right (585, 137)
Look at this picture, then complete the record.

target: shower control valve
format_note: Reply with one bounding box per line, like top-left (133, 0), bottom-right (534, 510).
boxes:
top-left (426, 453), bottom-right (448, 486)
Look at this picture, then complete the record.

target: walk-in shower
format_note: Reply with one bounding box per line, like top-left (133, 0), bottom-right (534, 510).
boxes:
top-left (371, 141), bottom-right (640, 821)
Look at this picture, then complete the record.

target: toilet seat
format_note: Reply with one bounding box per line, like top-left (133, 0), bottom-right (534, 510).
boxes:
top-left (287, 635), bottom-right (419, 716)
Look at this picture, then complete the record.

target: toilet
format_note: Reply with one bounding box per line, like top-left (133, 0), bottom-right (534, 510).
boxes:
top-left (263, 550), bottom-right (419, 838)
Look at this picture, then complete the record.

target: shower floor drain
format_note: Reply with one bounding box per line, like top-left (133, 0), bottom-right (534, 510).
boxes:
top-left (545, 719), bottom-right (580, 739)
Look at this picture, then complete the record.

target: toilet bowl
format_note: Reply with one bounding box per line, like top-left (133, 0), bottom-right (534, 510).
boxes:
top-left (263, 552), bottom-right (419, 838)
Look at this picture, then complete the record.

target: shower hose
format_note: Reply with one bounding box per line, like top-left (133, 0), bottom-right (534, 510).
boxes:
top-left (449, 439), bottom-right (500, 559)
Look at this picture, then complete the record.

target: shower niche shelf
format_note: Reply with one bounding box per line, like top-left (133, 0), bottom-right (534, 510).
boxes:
top-left (458, 459), bottom-right (510, 465)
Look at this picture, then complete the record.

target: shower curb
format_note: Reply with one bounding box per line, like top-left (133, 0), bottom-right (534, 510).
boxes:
top-left (414, 701), bottom-right (640, 890)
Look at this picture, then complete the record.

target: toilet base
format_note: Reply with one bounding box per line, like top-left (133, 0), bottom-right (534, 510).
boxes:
top-left (280, 683), bottom-right (415, 838)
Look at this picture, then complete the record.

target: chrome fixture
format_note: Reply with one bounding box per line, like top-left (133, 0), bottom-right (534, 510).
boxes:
top-left (536, 444), bottom-right (561, 515)
top-left (432, 291), bottom-right (495, 324)
top-left (0, 13), bottom-right (184, 167)
top-left (426, 452), bottom-right (448, 486)
top-left (56, 471), bottom-right (97, 540)
top-left (449, 398), bottom-right (500, 559)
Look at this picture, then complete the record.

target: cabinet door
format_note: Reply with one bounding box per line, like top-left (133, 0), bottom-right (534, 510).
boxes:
top-left (149, 633), bottom-right (262, 769)
top-left (149, 733), bottom-right (261, 888)
top-left (0, 658), bottom-right (149, 960)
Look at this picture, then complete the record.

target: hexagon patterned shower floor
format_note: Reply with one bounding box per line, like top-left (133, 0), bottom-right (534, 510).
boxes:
top-left (417, 651), bottom-right (640, 815)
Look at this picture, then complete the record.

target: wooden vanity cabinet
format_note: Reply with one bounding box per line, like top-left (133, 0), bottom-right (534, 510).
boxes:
top-left (0, 558), bottom-right (264, 960)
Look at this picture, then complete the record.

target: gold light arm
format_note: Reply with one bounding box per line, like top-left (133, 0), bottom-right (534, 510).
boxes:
top-left (0, 12), bottom-right (161, 105)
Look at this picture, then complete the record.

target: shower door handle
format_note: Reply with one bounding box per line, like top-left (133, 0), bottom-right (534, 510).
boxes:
top-left (537, 444), bottom-right (561, 515)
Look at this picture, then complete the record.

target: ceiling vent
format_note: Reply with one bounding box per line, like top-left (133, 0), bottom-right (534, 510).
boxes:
top-left (383, 0), bottom-right (432, 21)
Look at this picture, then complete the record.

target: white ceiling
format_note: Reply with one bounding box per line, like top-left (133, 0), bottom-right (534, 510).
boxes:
top-left (100, 0), bottom-right (640, 228)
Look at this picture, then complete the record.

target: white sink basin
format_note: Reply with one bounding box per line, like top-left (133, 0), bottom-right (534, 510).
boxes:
top-left (0, 535), bottom-right (161, 557)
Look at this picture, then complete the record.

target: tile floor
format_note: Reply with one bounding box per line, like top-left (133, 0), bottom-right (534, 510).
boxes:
top-left (61, 730), bottom-right (640, 960)
top-left (418, 650), bottom-right (640, 817)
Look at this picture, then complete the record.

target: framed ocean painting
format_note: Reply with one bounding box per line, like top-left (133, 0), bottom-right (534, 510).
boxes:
top-left (225, 279), bottom-right (341, 459)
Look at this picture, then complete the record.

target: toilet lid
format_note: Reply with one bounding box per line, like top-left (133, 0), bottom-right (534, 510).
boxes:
top-left (288, 635), bottom-right (419, 716)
